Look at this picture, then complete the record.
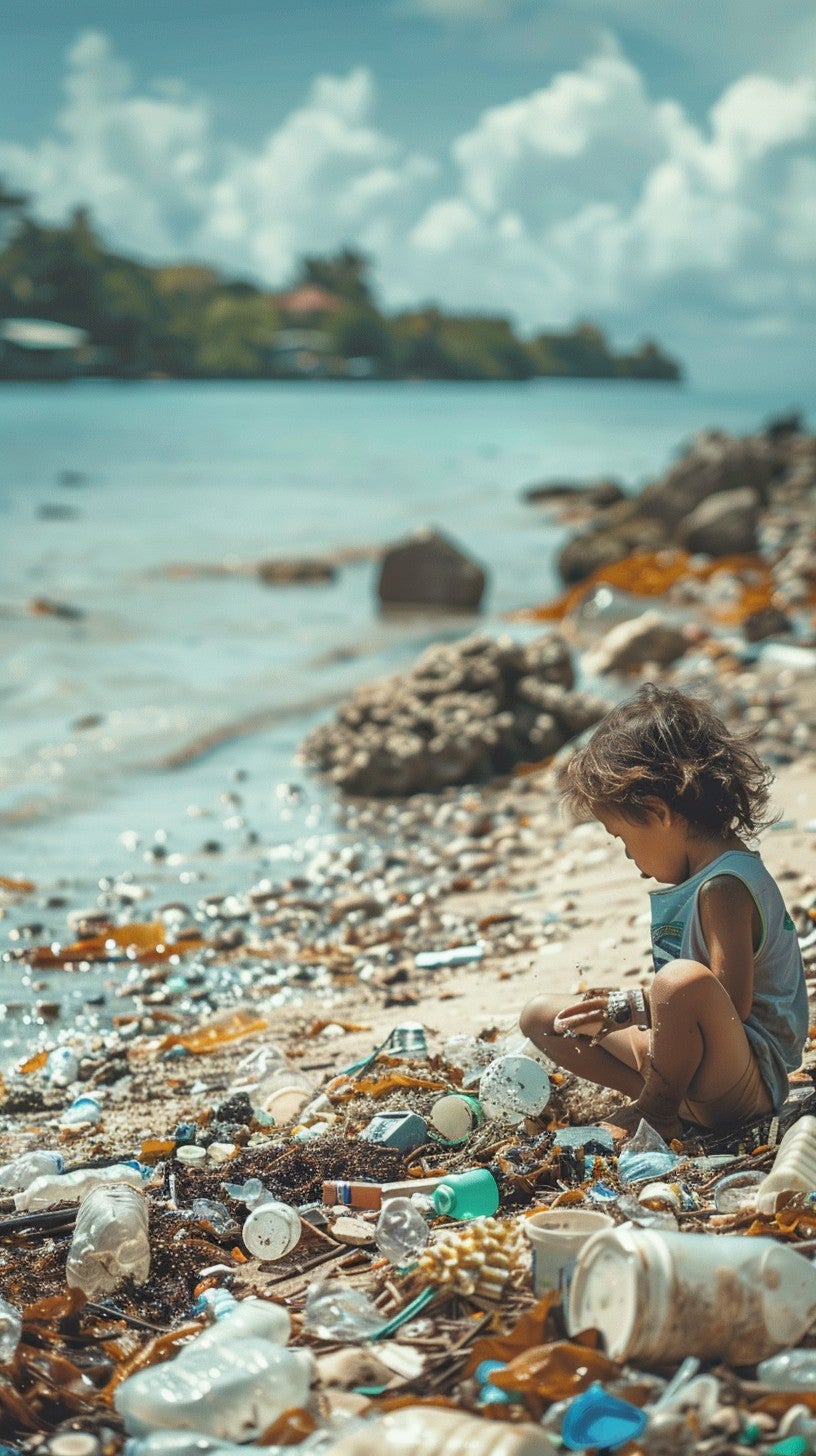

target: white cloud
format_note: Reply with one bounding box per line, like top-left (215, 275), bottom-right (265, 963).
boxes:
top-left (1, 29), bottom-right (815, 382)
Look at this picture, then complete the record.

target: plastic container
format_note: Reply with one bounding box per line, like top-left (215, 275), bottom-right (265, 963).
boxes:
top-left (712, 1168), bottom-right (765, 1214)
top-left (430, 1094), bottom-right (484, 1142)
top-left (329, 1406), bottom-right (558, 1456)
top-left (757, 1348), bottom-right (816, 1391)
top-left (431, 1169), bottom-right (500, 1220)
top-left (187, 1291), bottom-right (290, 1352)
top-left (66, 1184), bottom-right (150, 1298)
top-left (567, 1226), bottom-right (816, 1365)
top-left (375, 1197), bottom-right (430, 1265)
top-left (0, 1294), bottom-right (22, 1363)
top-left (523, 1209), bottom-right (614, 1296)
top-left (386, 1022), bottom-right (429, 1057)
top-left (478, 1056), bottom-right (550, 1124)
top-left (241, 1201), bottom-right (302, 1259)
top-left (755, 1115), bottom-right (816, 1213)
top-left (15, 1162), bottom-right (143, 1212)
top-left (255, 1068), bottom-right (313, 1125)
top-left (560, 1383), bottom-right (648, 1451)
top-left (60, 1094), bottom-right (102, 1128)
top-left (125, 1435), bottom-right (262, 1456)
top-left (114, 1339), bottom-right (314, 1440)
top-left (0, 1149), bottom-right (63, 1194)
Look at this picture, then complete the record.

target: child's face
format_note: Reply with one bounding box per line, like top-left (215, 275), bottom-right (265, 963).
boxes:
top-left (595, 802), bottom-right (690, 884)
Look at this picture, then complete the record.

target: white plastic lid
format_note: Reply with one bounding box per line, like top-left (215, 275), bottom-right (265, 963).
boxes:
top-left (567, 1226), bottom-right (669, 1362)
top-left (176, 1144), bottom-right (206, 1165)
top-left (242, 1202), bottom-right (302, 1260)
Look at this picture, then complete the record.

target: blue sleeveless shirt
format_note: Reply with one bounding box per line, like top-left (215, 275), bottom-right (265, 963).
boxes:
top-left (650, 849), bottom-right (807, 1110)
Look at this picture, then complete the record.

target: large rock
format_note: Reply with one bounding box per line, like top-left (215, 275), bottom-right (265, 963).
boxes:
top-left (378, 529), bottom-right (486, 611)
top-left (677, 488), bottom-right (760, 556)
top-left (301, 632), bottom-right (607, 796)
top-left (524, 478), bottom-right (625, 509)
top-left (584, 611), bottom-right (689, 676)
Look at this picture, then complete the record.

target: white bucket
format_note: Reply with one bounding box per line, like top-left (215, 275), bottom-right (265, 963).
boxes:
top-left (524, 1208), bottom-right (614, 1296)
top-left (567, 1226), bottom-right (816, 1365)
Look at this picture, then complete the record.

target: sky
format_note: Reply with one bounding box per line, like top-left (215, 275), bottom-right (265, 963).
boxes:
top-left (1, 0), bottom-right (815, 387)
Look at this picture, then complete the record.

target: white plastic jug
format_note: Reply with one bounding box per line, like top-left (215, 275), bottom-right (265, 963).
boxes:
top-left (755, 1115), bottom-right (816, 1213)
top-left (330, 1406), bottom-right (557, 1456)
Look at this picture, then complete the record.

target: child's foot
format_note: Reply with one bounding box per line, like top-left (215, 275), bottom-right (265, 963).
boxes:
top-left (602, 1100), bottom-right (684, 1144)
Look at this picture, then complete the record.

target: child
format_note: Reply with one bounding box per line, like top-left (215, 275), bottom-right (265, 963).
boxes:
top-left (520, 683), bottom-right (807, 1141)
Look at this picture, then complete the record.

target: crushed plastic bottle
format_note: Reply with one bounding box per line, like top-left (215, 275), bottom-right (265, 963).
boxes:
top-left (60, 1094), bottom-right (102, 1128)
top-left (755, 1116), bottom-right (816, 1214)
top-left (0, 1149), bottom-right (63, 1194)
top-left (15, 1161), bottom-right (143, 1212)
top-left (615, 1193), bottom-right (678, 1231)
top-left (190, 1199), bottom-right (234, 1236)
top-left (45, 1046), bottom-right (79, 1087)
top-left (0, 1295), bottom-right (22, 1363)
top-left (66, 1184), bottom-right (150, 1298)
top-left (375, 1197), bottom-right (430, 1265)
top-left (303, 1282), bottom-right (384, 1342)
top-left (115, 1340), bottom-right (314, 1440)
top-left (188, 1289), bottom-right (290, 1351)
top-left (712, 1168), bottom-right (765, 1213)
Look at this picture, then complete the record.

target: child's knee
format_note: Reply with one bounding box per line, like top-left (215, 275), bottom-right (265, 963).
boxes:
top-left (519, 995), bottom-right (559, 1041)
top-left (651, 958), bottom-right (714, 1006)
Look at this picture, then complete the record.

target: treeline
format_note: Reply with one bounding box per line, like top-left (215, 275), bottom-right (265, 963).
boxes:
top-left (0, 194), bottom-right (681, 382)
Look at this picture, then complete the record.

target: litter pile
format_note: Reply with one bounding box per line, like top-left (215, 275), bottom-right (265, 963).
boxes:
top-left (4, 1000), bottom-right (816, 1456)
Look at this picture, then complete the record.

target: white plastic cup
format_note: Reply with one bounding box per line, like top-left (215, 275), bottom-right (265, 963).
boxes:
top-left (478, 1055), bottom-right (551, 1124)
top-left (567, 1226), bottom-right (816, 1365)
top-left (242, 1201), bottom-right (302, 1260)
top-left (524, 1208), bottom-right (614, 1296)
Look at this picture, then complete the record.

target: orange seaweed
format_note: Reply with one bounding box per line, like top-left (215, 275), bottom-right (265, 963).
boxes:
top-left (29, 919), bottom-right (205, 969)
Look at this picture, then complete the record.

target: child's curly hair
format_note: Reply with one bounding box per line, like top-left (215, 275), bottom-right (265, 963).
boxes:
top-left (561, 683), bottom-right (775, 837)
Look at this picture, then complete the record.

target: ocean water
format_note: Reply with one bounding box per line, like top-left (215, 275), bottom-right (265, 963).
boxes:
top-left (2, 377), bottom-right (812, 889)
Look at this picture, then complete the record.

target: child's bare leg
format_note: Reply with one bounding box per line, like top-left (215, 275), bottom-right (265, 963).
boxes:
top-left (613, 960), bottom-right (756, 1140)
top-left (519, 995), bottom-right (646, 1100)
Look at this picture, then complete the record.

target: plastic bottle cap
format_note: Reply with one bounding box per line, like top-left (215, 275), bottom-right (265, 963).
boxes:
top-left (176, 1144), bottom-right (206, 1165)
top-left (560, 1382), bottom-right (648, 1451)
top-left (48, 1435), bottom-right (101, 1456)
top-left (242, 1203), bottom-right (301, 1260)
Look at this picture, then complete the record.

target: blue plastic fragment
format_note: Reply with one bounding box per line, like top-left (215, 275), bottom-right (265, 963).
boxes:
top-left (561, 1382), bottom-right (648, 1451)
top-left (586, 1180), bottom-right (619, 1202)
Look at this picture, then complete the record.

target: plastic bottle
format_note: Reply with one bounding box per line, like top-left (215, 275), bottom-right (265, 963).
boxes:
top-left (66, 1184), bottom-right (150, 1298)
top-left (0, 1149), bottom-right (63, 1194)
top-left (375, 1197), bottom-right (430, 1265)
top-left (755, 1116), bottom-right (816, 1213)
top-left (0, 1295), bottom-right (22, 1362)
top-left (329, 1406), bottom-right (558, 1456)
top-left (757, 1349), bottom-right (816, 1391)
top-left (189, 1289), bottom-right (290, 1350)
top-left (124, 1430), bottom-right (331, 1456)
top-left (114, 1340), bottom-right (314, 1441)
top-left (431, 1169), bottom-right (500, 1220)
top-left (303, 1282), bottom-right (383, 1341)
top-left (45, 1046), bottom-right (79, 1087)
top-left (15, 1161), bottom-right (144, 1212)
top-left (60, 1094), bottom-right (102, 1128)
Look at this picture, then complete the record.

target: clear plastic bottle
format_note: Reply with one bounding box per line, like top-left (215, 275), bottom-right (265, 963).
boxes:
top-left (0, 1149), bottom-right (63, 1194)
top-left (755, 1116), bottom-right (816, 1213)
top-left (329, 1406), bottom-right (557, 1456)
top-left (303, 1282), bottom-right (383, 1341)
top-left (189, 1289), bottom-right (290, 1350)
top-left (114, 1340), bottom-right (314, 1441)
top-left (0, 1294), bottom-right (22, 1362)
top-left (431, 1169), bottom-right (500, 1220)
top-left (478, 1056), bottom-right (550, 1123)
top-left (15, 1161), bottom-right (143, 1212)
top-left (375, 1197), bottom-right (429, 1265)
top-left (757, 1348), bottom-right (816, 1390)
top-left (66, 1184), bottom-right (150, 1298)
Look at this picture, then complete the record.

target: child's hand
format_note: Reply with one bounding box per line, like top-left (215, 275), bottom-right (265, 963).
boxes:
top-left (553, 989), bottom-right (650, 1043)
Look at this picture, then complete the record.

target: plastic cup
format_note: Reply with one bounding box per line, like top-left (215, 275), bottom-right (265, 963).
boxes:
top-left (524, 1208), bottom-right (614, 1296)
top-left (242, 1201), bottom-right (302, 1260)
top-left (430, 1094), bottom-right (484, 1142)
top-left (478, 1056), bottom-right (550, 1124)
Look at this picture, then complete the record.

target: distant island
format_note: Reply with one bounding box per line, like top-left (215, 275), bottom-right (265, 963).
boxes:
top-left (0, 189), bottom-right (682, 383)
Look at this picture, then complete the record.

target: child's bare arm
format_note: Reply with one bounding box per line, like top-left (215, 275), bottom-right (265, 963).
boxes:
top-left (697, 875), bottom-right (757, 1021)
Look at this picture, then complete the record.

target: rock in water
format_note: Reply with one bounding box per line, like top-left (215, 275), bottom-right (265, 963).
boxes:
top-left (301, 631), bottom-right (606, 795)
top-left (677, 488), bottom-right (760, 557)
top-left (378, 528), bottom-right (486, 611)
top-left (584, 611), bottom-right (689, 676)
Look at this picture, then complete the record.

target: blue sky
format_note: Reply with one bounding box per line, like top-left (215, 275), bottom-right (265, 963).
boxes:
top-left (1, 0), bottom-right (815, 386)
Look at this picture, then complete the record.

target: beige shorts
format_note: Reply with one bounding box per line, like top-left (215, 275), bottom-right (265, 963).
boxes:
top-left (680, 1048), bottom-right (773, 1130)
